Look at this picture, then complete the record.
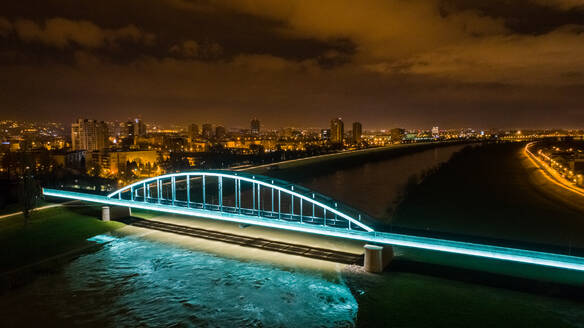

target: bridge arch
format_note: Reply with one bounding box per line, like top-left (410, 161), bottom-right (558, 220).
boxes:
top-left (107, 170), bottom-right (374, 232)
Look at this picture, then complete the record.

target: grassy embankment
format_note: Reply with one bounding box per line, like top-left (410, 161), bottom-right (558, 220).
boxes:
top-left (383, 142), bottom-right (584, 283)
top-left (0, 204), bottom-right (123, 274)
top-left (352, 270), bottom-right (582, 328)
top-left (392, 142), bottom-right (584, 250)
top-left (0, 199), bottom-right (53, 216)
top-left (353, 142), bottom-right (584, 327)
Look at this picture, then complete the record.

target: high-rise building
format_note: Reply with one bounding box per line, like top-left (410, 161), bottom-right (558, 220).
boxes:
top-left (202, 123), bottom-right (214, 139)
top-left (250, 118), bottom-right (260, 135)
top-left (321, 129), bottom-right (331, 140)
top-left (71, 119), bottom-right (109, 151)
top-left (137, 119), bottom-right (146, 137)
top-left (106, 121), bottom-right (123, 138)
top-left (215, 125), bottom-right (226, 139)
top-left (117, 121), bottom-right (128, 138)
top-left (188, 123), bottom-right (199, 139)
top-left (125, 121), bottom-right (135, 138)
top-left (330, 117), bottom-right (344, 144)
top-left (352, 122), bottom-right (362, 143)
top-left (124, 119), bottom-right (146, 143)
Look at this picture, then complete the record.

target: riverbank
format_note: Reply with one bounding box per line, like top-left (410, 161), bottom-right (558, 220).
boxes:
top-left (393, 142), bottom-right (584, 250)
top-left (246, 141), bottom-right (467, 180)
top-left (0, 204), bottom-right (124, 289)
top-left (346, 267), bottom-right (583, 328)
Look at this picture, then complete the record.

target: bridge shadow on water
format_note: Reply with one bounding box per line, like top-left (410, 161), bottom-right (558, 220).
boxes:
top-left (116, 217), bottom-right (364, 265)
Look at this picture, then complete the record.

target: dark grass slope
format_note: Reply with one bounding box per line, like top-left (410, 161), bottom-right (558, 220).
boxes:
top-left (392, 142), bottom-right (584, 253)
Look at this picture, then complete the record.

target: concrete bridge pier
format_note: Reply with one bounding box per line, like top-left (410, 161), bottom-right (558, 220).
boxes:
top-left (364, 244), bottom-right (394, 273)
top-left (101, 206), bottom-right (132, 221)
top-left (101, 206), bottom-right (110, 221)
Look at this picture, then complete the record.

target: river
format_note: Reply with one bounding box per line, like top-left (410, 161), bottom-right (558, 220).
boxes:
top-left (1, 235), bottom-right (357, 327)
top-left (289, 145), bottom-right (464, 219)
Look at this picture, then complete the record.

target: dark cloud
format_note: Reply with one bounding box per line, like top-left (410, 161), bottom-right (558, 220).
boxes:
top-left (0, 0), bottom-right (583, 129)
top-left (441, 0), bottom-right (584, 35)
top-left (169, 40), bottom-right (223, 59)
top-left (2, 17), bottom-right (155, 48)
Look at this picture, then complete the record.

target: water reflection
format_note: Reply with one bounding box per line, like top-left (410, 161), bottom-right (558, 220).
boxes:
top-left (297, 145), bottom-right (464, 219)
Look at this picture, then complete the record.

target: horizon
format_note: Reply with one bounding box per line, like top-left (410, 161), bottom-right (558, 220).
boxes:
top-left (2, 117), bottom-right (584, 132)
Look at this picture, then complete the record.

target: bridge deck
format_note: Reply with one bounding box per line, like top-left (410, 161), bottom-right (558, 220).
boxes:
top-left (43, 188), bottom-right (584, 272)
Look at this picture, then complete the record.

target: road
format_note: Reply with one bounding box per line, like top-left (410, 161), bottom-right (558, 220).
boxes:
top-left (524, 142), bottom-right (584, 198)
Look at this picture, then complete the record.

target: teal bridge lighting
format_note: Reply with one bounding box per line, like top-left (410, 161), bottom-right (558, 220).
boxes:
top-left (42, 170), bottom-right (584, 272)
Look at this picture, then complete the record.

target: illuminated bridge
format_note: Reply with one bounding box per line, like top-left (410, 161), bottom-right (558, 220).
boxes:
top-left (42, 170), bottom-right (584, 272)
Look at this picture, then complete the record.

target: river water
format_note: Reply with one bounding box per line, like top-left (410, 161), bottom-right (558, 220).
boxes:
top-left (2, 235), bottom-right (357, 327)
top-left (290, 145), bottom-right (465, 219)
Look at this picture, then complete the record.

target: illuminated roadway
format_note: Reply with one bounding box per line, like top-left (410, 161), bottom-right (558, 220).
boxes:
top-left (42, 170), bottom-right (584, 272)
top-left (524, 142), bottom-right (584, 197)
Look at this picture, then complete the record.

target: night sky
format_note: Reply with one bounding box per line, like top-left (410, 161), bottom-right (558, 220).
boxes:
top-left (1, 0), bottom-right (583, 129)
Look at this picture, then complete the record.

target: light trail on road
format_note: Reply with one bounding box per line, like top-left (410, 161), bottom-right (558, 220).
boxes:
top-left (524, 142), bottom-right (584, 198)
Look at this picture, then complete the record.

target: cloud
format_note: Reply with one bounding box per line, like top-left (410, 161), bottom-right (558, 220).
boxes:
top-left (212, 0), bottom-right (584, 87)
top-left (0, 17), bottom-right (12, 36)
top-left (170, 40), bottom-right (199, 57)
top-left (4, 51), bottom-right (582, 128)
top-left (531, 0), bottom-right (584, 10)
top-left (6, 17), bottom-right (155, 48)
top-left (230, 54), bottom-right (316, 72)
top-left (216, 0), bottom-right (508, 62)
top-left (389, 26), bottom-right (584, 85)
top-left (2, 0), bottom-right (584, 128)
top-left (165, 0), bottom-right (216, 12)
top-left (169, 40), bottom-right (222, 58)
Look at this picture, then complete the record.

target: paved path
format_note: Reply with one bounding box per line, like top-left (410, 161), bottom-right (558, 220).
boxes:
top-left (0, 202), bottom-right (76, 220)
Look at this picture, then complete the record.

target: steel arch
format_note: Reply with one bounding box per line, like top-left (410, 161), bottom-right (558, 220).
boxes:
top-left (107, 170), bottom-right (374, 232)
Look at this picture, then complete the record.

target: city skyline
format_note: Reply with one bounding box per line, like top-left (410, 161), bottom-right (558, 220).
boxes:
top-left (1, 1), bottom-right (584, 128)
top-left (5, 116), bottom-right (584, 133)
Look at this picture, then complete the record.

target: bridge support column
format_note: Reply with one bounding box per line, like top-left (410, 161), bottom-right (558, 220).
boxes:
top-left (101, 206), bottom-right (132, 220)
top-left (101, 206), bottom-right (110, 221)
top-left (363, 244), bottom-right (393, 273)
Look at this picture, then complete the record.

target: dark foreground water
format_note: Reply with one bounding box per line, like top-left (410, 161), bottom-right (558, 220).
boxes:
top-left (1, 235), bottom-right (357, 327)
